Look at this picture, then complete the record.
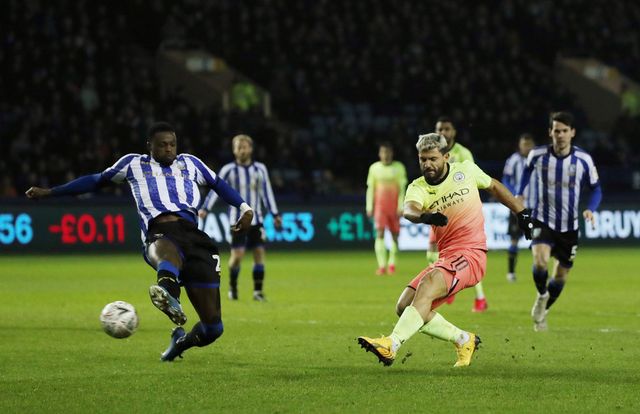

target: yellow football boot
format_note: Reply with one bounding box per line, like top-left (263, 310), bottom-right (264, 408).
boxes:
top-left (453, 333), bottom-right (481, 367)
top-left (357, 336), bottom-right (396, 366)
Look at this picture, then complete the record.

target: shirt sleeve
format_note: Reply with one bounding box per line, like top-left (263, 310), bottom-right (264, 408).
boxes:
top-left (184, 154), bottom-right (218, 187)
top-left (101, 154), bottom-right (138, 184)
top-left (466, 161), bottom-right (492, 189)
top-left (404, 181), bottom-right (427, 208)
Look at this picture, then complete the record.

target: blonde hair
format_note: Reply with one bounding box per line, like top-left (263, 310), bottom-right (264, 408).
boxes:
top-left (416, 133), bottom-right (448, 152)
top-left (232, 134), bottom-right (253, 148)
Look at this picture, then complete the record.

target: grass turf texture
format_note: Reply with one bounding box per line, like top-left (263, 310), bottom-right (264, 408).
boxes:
top-left (1, 248), bottom-right (638, 413)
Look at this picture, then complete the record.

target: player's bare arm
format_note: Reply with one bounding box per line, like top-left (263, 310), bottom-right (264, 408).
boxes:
top-left (403, 200), bottom-right (448, 226)
top-left (485, 178), bottom-right (525, 213)
top-left (485, 178), bottom-right (532, 239)
top-left (25, 186), bottom-right (52, 199)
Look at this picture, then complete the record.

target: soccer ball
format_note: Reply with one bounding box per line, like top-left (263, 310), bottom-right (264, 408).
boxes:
top-left (99, 301), bottom-right (139, 339)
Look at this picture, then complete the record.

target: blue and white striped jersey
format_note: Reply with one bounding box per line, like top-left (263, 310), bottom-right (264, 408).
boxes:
top-left (519, 145), bottom-right (600, 232)
top-left (202, 161), bottom-right (278, 225)
top-left (101, 153), bottom-right (221, 239)
top-left (502, 152), bottom-right (537, 209)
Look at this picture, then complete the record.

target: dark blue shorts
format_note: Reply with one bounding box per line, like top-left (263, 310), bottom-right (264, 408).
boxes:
top-left (230, 224), bottom-right (265, 250)
top-left (531, 220), bottom-right (579, 268)
top-left (145, 219), bottom-right (221, 287)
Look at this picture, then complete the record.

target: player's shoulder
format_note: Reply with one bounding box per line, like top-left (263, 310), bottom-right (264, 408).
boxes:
top-left (177, 153), bottom-right (199, 162)
top-left (572, 146), bottom-right (597, 164)
top-left (572, 145), bottom-right (593, 157)
top-left (253, 161), bottom-right (268, 169)
top-left (456, 159), bottom-right (477, 170)
top-left (408, 175), bottom-right (427, 188)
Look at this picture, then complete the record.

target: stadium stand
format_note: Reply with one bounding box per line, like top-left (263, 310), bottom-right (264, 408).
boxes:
top-left (1, 0), bottom-right (639, 198)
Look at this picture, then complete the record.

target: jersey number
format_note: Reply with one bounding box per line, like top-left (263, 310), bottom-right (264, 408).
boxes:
top-left (212, 254), bottom-right (221, 272)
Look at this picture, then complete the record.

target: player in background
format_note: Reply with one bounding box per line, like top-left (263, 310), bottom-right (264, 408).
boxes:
top-left (517, 112), bottom-right (601, 331)
top-left (26, 122), bottom-right (253, 361)
top-left (502, 133), bottom-right (536, 282)
top-left (366, 142), bottom-right (408, 275)
top-left (357, 133), bottom-right (532, 367)
top-left (431, 116), bottom-right (487, 312)
top-left (199, 134), bottom-right (281, 302)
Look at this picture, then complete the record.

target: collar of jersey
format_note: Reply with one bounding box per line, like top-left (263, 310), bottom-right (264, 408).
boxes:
top-left (549, 144), bottom-right (574, 159)
top-left (426, 163), bottom-right (450, 186)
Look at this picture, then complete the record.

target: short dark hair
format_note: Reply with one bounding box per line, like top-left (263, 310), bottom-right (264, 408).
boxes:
top-left (379, 141), bottom-right (393, 151)
top-left (436, 116), bottom-right (456, 128)
top-left (147, 122), bottom-right (175, 140)
top-left (519, 132), bottom-right (535, 142)
top-left (549, 112), bottom-right (575, 128)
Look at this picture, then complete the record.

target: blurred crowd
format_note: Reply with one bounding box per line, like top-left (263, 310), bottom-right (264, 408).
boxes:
top-left (2, 0), bottom-right (639, 198)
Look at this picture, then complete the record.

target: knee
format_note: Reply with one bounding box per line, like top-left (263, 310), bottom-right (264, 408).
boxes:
top-left (533, 256), bottom-right (547, 270)
top-left (198, 321), bottom-right (224, 346)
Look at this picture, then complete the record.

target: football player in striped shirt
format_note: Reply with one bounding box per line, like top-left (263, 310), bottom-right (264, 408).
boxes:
top-left (433, 116), bottom-right (488, 312)
top-left (199, 134), bottom-right (281, 302)
top-left (517, 112), bottom-right (602, 331)
top-left (502, 133), bottom-right (536, 282)
top-left (26, 122), bottom-right (254, 361)
top-left (366, 142), bottom-right (408, 275)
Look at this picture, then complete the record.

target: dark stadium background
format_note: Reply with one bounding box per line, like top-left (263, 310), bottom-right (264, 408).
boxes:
top-left (1, 0), bottom-right (639, 250)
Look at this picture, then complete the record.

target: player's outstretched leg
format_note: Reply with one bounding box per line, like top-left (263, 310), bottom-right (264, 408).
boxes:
top-left (149, 284), bottom-right (187, 326)
top-left (418, 312), bottom-right (480, 367)
top-left (160, 284), bottom-right (225, 361)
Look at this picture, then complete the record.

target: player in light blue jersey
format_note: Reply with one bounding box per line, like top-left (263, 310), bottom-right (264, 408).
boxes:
top-left (199, 134), bottom-right (281, 302)
top-left (502, 133), bottom-right (536, 282)
top-left (26, 122), bottom-right (254, 361)
top-left (517, 112), bottom-right (602, 331)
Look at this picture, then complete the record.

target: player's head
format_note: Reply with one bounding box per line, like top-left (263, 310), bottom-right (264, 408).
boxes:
top-left (518, 133), bottom-right (535, 157)
top-left (435, 116), bottom-right (457, 148)
top-left (147, 122), bottom-right (177, 166)
top-left (416, 133), bottom-right (450, 183)
top-left (548, 111), bottom-right (575, 153)
top-left (232, 134), bottom-right (253, 164)
top-left (378, 142), bottom-right (394, 164)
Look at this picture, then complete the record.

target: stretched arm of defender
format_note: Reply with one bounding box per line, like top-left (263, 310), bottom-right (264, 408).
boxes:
top-left (26, 173), bottom-right (107, 199)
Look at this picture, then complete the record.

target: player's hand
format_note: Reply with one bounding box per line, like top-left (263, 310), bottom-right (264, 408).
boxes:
top-left (583, 209), bottom-right (595, 229)
top-left (25, 187), bottom-right (52, 199)
top-left (419, 212), bottom-right (448, 226)
top-left (517, 208), bottom-right (533, 240)
top-left (366, 210), bottom-right (373, 218)
top-left (231, 209), bottom-right (253, 236)
top-left (273, 214), bottom-right (282, 230)
top-left (198, 209), bottom-right (208, 219)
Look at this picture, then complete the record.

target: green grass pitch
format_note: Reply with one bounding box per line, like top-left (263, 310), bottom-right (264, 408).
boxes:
top-left (1, 248), bottom-right (638, 413)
